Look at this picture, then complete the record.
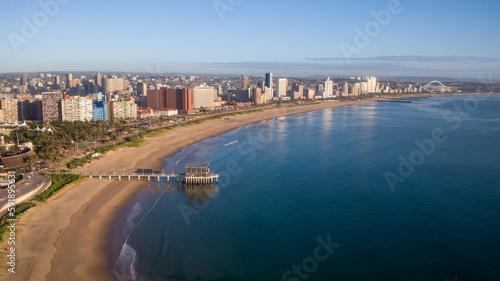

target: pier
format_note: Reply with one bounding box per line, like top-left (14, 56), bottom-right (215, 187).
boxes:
top-left (377, 99), bottom-right (412, 103)
top-left (52, 163), bottom-right (219, 185)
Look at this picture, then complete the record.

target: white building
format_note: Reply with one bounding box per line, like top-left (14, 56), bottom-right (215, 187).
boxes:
top-left (192, 86), bottom-right (216, 108)
top-left (367, 76), bottom-right (378, 93)
top-left (61, 97), bottom-right (93, 121)
top-left (276, 78), bottom-right (288, 97)
top-left (324, 77), bottom-right (334, 98)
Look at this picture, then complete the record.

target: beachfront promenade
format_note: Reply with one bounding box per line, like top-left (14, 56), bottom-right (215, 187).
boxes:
top-left (51, 171), bottom-right (219, 185)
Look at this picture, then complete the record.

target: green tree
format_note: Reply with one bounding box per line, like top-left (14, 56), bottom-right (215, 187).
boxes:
top-left (9, 145), bottom-right (21, 153)
top-left (25, 155), bottom-right (40, 171)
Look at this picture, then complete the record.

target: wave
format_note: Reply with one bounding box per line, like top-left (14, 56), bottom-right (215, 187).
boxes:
top-left (112, 243), bottom-right (139, 281)
top-left (112, 203), bottom-right (142, 281)
top-left (175, 156), bottom-right (187, 167)
top-left (113, 182), bottom-right (172, 280)
top-left (223, 140), bottom-right (239, 147)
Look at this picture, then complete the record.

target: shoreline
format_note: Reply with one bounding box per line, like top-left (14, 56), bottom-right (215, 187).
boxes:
top-left (0, 93), bottom-right (493, 281)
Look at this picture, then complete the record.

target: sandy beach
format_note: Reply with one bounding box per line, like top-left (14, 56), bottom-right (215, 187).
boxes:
top-left (0, 98), bottom-right (413, 281)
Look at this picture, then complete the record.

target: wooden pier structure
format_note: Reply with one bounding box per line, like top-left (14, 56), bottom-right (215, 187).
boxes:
top-left (53, 163), bottom-right (219, 185)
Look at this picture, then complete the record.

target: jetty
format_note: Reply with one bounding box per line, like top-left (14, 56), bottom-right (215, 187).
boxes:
top-left (53, 163), bottom-right (219, 185)
top-left (376, 99), bottom-right (412, 103)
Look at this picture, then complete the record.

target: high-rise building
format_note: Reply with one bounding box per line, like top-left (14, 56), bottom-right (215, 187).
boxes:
top-left (265, 73), bottom-right (273, 88)
top-left (252, 87), bottom-right (266, 105)
top-left (342, 83), bottom-right (349, 97)
top-left (192, 86), bottom-right (216, 108)
top-left (0, 99), bottom-right (19, 122)
top-left (123, 101), bottom-right (137, 119)
top-left (17, 99), bottom-right (42, 121)
top-left (68, 78), bottom-right (81, 89)
top-left (353, 83), bottom-right (361, 96)
top-left (286, 90), bottom-right (301, 100)
top-left (241, 75), bottom-right (249, 90)
top-left (66, 73), bottom-right (73, 87)
top-left (146, 89), bottom-right (160, 108)
top-left (304, 89), bottom-right (315, 99)
top-left (316, 84), bottom-right (324, 95)
top-left (61, 97), bottom-right (93, 121)
top-left (291, 84), bottom-right (304, 98)
top-left (263, 87), bottom-right (272, 102)
top-left (259, 81), bottom-right (266, 91)
top-left (363, 76), bottom-right (377, 93)
top-left (42, 92), bottom-right (64, 121)
top-left (94, 72), bottom-right (103, 93)
top-left (276, 78), bottom-right (288, 97)
top-left (265, 73), bottom-right (273, 97)
top-left (103, 77), bottom-right (125, 94)
top-left (147, 88), bottom-right (192, 111)
top-left (137, 82), bottom-right (148, 96)
top-left (21, 76), bottom-right (28, 86)
top-left (54, 75), bottom-right (60, 85)
top-left (109, 101), bottom-right (125, 120)
top-left (92, 101), bottom-right (108, 121)
top-left (324, 77), bottom-right (334, 98)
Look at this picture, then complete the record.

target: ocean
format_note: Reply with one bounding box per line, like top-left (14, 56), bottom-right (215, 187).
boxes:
top-left (109, 94), bottom-right (500, 281)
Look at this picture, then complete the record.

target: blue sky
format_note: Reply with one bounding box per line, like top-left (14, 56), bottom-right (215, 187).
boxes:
top-left (1, 0), bottom-right (499, 79)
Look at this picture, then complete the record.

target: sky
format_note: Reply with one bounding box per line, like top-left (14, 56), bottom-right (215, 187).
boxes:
top-left (1, 0), bottom-right (499, 80)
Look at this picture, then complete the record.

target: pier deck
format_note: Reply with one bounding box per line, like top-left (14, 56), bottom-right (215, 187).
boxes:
top-left (50, 171), bottom-right (219, 185)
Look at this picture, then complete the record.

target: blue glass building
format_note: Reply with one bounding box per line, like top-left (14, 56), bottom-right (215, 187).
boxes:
top-left (92, 101), bottom-right (108, 121)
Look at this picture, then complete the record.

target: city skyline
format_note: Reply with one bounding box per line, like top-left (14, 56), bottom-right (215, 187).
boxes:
top-left (1, 0), bottom-right (499, 78)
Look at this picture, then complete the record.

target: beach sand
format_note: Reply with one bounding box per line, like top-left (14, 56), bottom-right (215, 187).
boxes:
top-left (0, 100), bottom-right (382, 281)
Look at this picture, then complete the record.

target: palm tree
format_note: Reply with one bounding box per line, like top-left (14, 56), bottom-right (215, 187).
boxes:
top-left (25, 155), bottom-right (40, 171)
top-left (0, 146), bottom-right (5, 157)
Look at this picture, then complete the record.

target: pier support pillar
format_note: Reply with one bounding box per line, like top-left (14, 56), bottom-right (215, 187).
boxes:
top-left (128, 176), bottom-right (131, 181)
top-left (118, 176), bottom-right (121, 180)
top-left (148, 176), bottom-right (150, 182)
top-left (109, 176), bottom-right (111, 180)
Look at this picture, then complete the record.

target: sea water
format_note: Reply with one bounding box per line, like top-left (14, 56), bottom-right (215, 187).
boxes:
top-left (109, 95), bottom-right (500, 281)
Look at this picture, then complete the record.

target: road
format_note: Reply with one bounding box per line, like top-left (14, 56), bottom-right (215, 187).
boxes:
top-left (0, 172), bottom-right (51, 215)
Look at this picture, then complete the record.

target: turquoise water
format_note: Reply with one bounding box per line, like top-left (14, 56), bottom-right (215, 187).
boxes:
top-left (109, 95), bottom-right (500, 281)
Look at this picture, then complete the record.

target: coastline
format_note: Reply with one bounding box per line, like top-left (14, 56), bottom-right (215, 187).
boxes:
top-left (0, 94), bottom-right (490, 281)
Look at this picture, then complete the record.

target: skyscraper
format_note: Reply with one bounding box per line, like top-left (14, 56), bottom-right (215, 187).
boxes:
top-left (21, 76), bottom-right (28, 86)
top-left (42, 92), bottom-right (64, 121)
top-left (241, 75), bottom-right (249, 90)
top-left (137, 82), bottom-right (148, 96)
top-left (92, 101), bottom-right (108, 121)
top-left (94, 72), bottom-right (103, 93)
top-left (66, 73), bottom-right (73, 87)
top-left (103, 77), bottom-right (125, 94)
top-left (265, 73), bottom-right (273, 88)
top-left (276, 78), bottom-right (288, 97)
top-left (363, 76), bottom-right (378, 93)
top-left (265, 73), bottom-right (273, 97)
top-left (324, 77), bottom-right (334, 98)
